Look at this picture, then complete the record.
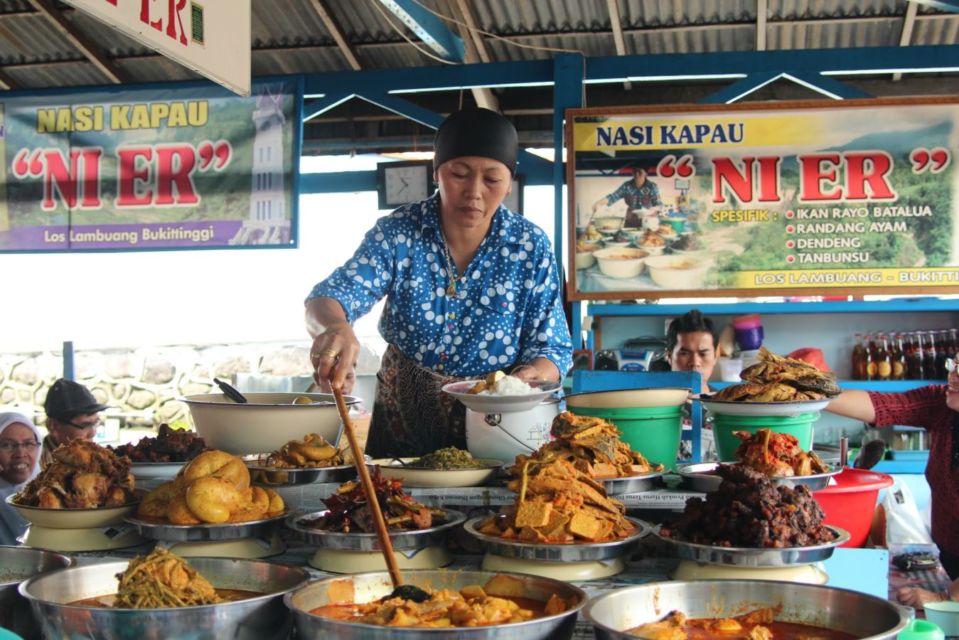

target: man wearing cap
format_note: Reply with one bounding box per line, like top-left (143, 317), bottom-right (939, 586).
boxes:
top-left (305, 107), bottom-right (571, 457)
top-left (40, 378), bottom-right (109, 469)
top-left (592, 166), bottom-right (663, 227)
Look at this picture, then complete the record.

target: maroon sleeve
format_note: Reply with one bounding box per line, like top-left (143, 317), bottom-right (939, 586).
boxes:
top-left (868, 385), bottom-right (950, 431)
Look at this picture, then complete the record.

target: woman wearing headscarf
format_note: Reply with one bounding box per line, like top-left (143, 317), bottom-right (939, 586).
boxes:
top-left (306, 107), bottom-right (572, 458)
top-left (0, 411), bottom-right (42, 545)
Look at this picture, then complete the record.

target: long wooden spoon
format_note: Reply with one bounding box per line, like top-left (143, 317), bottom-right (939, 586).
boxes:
top-left (332, 388), bottom-right (429, 601)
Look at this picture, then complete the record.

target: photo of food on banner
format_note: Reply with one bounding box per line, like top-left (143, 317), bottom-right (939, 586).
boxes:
top-left (572, 153), bottom-right (710, 291)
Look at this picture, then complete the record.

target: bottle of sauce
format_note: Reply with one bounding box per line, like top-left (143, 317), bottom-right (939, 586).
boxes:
top-left (949, 329), bottom-right (959, 370)
top-left (865, 333), bottom-right (877, 381)
top-left (909, 332), bottom-right (925, 380)
top-left (876, 334), bottom-right (892, 381)
top-left (891, 333), bottom-right (907, 381)
top-left (923, 330), bottom-right (938, 380)
top-left (851, 333), bottom-right (866, 380)
top-left (936, 330), bottom-right (950, 379)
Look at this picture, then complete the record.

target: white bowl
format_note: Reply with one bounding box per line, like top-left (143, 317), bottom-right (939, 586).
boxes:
top-left (644, 254), bottom-right (708, 289)
top-left (593, 247), bottom-right (648, 279)
top-left (575, 251), bottom-right (597, 270)
top-left (565, 388), bottom-right (690, 409)
top-left (636, 244), bottom-right (664, 256)
top-left (602, 239), bottom-right (632, 249)
top-left (924, 601), bottom-right (959, 635)
top-left (180, 392), bottom-right (356, 455)
top-left (465, 399), bottom-right (560, 463)
top-left (593, 216), bottom-right (624, 233)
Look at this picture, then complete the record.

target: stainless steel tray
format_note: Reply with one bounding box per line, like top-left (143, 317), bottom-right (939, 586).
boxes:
top-left (463, 516), bottom-right (649, 562)
top-left (286, 509), bottom-right (466, 551)
top-left (676, 462), bottom-right (840, 493)
top-left (123, 511), bottom-right (288, 542)
top-left (656, 525), bottom-right (850, 567)
top-left (600, 471), bottom-right (664, 495)
top-left (246, 460), bottom-right (358, 486)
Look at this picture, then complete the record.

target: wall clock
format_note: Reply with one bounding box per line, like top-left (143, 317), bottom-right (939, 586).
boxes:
top-left (376, 160), bottom-right (435, 209)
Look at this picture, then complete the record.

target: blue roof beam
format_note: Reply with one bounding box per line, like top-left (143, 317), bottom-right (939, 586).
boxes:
top-left (376, 0), bottom-right (465, 62)
top-left (909, 0), bottom-right (959, 11)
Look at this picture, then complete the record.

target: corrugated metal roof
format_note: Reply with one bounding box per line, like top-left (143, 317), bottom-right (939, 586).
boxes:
top-left (0, 0), bottom-right (955, 151)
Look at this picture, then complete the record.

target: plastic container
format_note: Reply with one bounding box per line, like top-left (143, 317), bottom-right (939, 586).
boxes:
top-left (923, 602), bottom-right (959, 637)
top-left (712, 412), bottom-right (817, 462)
top-left (813, 467), bottom-right (894, 548)
top-left (734, 325), bottom-right (764, 350)
top-left (717, 357), bottom-right (743, 381)
top-left (897, 619), bottom-right (945, 640)
top-left (569, 404), bottom-right (683, 468)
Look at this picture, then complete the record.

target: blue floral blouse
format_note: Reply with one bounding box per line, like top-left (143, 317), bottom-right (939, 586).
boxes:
top-left (307, 194), bottom-right (572, 377)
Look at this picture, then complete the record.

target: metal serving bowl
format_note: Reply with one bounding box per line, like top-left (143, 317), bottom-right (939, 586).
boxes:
top-left (0, 545), bottom-right (73, 639)
top-left (656, 525), bottom-right (850, 567)
top-left (287, 509), bottom-right (466, 550)
top-left (584, 580), bottom-right (911, 640)
top-left (287, 569), bottom-right (587, 640)
top-left (19, 556), bottom-right (310, 640)
top-left (677, 462), bottom-right (841, 492)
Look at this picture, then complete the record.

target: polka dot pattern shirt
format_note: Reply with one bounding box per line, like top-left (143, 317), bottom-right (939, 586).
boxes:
top-left (307, 194), bottom-right (572, 377)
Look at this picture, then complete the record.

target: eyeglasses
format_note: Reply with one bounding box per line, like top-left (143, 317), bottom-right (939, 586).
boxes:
top-left (63, 419), bottom-right (101, 431)
top-left (0, 440), bottom-right (40, 452)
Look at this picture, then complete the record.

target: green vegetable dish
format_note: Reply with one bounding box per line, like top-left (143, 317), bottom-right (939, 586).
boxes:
top-left (412, 447), bottom-right (481, 469)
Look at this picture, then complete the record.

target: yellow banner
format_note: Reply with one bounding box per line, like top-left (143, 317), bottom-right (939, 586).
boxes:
top-left (734, 268), bottom-right (959, 289)
top-left (573, 114), bottom-right (824, 151)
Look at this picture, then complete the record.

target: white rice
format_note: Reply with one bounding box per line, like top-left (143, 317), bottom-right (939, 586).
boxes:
top-left (480, 375), bottom-right (533, 396)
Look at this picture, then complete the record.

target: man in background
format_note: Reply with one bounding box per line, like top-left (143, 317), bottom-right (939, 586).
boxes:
top-left (40, 378), bottom-right (108, 468)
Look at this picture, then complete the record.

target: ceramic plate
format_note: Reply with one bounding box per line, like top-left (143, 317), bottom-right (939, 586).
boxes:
top-left (130, 461), bottom-right (185, 481)
top-left (442, 380), bottom-right (560, 414)
top-left (676, 462), bottom-right (840, 492)
top-left (7, 494), bottom-right (139, 529)
top-left (700, 396), bottom-right (833, 416)
top-left (565, 387), bottom-right (689, 409)
top-left (372, 458), bottom-right (504, 488)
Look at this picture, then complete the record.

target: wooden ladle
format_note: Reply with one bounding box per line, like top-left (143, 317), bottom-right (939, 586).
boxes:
top-left (332, 388), bottom-right (430, 602)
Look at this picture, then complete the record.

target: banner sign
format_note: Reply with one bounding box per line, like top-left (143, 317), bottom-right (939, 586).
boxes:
top-left (566, 98), bottom-right (959, 300)
top-left (62, 0), bottom-right (251, 96)
top-left (0, 78), bottom-right (301, 252)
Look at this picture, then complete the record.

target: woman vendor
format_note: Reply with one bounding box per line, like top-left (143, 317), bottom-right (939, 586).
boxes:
top-left (306, 107), bottom-right (572, 458)
top-left (0, 411), bottom-right (41, 545)
top-left (827, 373), bottom-right (959, 607)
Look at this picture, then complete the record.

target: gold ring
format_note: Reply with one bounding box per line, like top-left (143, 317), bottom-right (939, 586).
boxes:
top-left (317, 348), bottom-right (339, 359)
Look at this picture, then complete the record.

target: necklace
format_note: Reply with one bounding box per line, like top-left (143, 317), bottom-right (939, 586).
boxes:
top-left (439, 229), bottom-right (458, 296)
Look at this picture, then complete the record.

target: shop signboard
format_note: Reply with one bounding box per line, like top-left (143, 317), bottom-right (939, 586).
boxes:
top-left (0, 78), bottom-right (301, 252)
top-left (62, 0), bottom-right (251, 96)
top-left (567, 98), bottom-right (959, 300)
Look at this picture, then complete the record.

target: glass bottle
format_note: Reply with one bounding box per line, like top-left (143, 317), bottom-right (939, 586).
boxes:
top-left (923, 330), bottom-right (938, 380)
top-left (851, 333), bottom-right (866, 380)
top-left (876, 334), bottom-right (892, 381)
top-left (936, 330), bottom-right (950, 379)
top-left (864, 333), bottom-right (877, 381)
top-left (891, 333), bottom-right (907, 381)
top-left (909, 332), bottom-right (925, 380)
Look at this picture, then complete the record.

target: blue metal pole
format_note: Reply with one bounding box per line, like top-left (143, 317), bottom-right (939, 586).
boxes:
top-left (62, 341), bottom-right (75, 380)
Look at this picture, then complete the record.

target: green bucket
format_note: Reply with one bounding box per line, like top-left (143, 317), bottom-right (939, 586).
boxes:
top-left (569, 405), bottom-right (683, 468)
top-left (712, 412), bottom-right (817, 462)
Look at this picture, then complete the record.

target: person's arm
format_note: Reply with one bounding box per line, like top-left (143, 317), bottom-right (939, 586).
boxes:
top-left (825, 390), bottom-right (876, 423)
top-left (593, 181), bottom-right (629, 213)
top-left (512, 358), bottom-right (560, 383)
top-left (305, 297), bottom-right (360, 393)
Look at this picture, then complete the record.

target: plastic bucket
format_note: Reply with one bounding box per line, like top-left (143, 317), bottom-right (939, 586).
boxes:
top-left (712, 412), bottom-right (817, 462)
top-left (813, 467), bottom-right (894, 548)
top-left (568, 404), bottom-right (682, 468)
top-left (734, 325), bottom-right (764, 350)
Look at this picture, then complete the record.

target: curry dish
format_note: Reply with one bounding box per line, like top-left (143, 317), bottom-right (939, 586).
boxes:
top-left (311, 574), bottom-right (572, 627)
top-left (734, 429), bottom-right (829, 477)
top-left (627, 607), bottom-right (856, 640)
top-left (15, 440), bottom-right (136, 508)
top-left (263, 433), bottom-right (346, 469)
top-left (71, 548), bottom-right (262, 609)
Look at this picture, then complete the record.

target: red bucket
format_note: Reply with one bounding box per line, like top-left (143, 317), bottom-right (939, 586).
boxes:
top-left (813, 467), bottom-right (894, 548)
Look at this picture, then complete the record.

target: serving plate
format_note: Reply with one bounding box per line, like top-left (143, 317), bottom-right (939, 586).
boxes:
top-left (130, 461), bottom-right (186, 482)
top-left (373, 457), bottom-right (504, 488)
top-left (124, 511), bottom-right (289, 542)
top-left (6, 494), bottom-right (140, 529)
top-left (598, 470), bottom-right (665, 495)
top-left (463, 516), bottom-right (649, 562)
top-left (287, 509), bottom-right (466, 551)
top-left (565, 387), bottom-right (689, 409)
top-left (655, 524), bottom-right (850, 567)
top-left (676, 462), bottom-right (840, 492)
top-left (246, 459), bottom-right (358, 486)
top-left (442, 380), bottom-right (561, 414)
top-left (701, 396), bottom-right (833, 416)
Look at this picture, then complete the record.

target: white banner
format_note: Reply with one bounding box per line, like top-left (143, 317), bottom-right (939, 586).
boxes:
top-left (62, 0), bottom-right (251, 96)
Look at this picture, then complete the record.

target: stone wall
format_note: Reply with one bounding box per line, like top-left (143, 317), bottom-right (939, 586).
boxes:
top-left (0, 340), bottom-right (382, 428)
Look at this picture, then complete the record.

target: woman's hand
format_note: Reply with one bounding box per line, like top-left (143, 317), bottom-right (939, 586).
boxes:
top-left (897, 586), bottom-right (948, 609)
top-left (511, 358), bottom-right (560, 383)
top-left (309, 321), bottom-right (360, 394)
